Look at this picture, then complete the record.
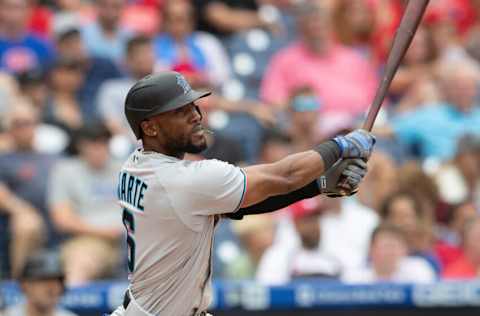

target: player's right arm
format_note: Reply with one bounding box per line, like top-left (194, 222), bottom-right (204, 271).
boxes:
top-left (169, 130), bottom-right (374, 220)
top-left (241, 130), bottom-right (375, 208)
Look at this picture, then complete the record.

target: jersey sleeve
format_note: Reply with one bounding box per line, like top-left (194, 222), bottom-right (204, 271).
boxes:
top-left (167, 159), bottom-right (246, 217)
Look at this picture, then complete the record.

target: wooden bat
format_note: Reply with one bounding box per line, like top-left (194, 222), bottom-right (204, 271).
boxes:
top-left (363, 0), bottom-right (430, 131)
top-left (337, 0), bottom-right (430, 196)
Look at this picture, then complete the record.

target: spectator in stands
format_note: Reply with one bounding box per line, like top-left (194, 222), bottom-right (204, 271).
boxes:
top-left (0, 71), bottom-right (18, 119)
top-left (0, 183), bottom-right (44, 280)
top-left (259, 128), bottom-right (292, 164)
top-left (0, 0), bottom-right (55, 73)
top-left (4, 250), bottom-right (78, 316)
top-left (0, 102), bottom-right (58, 278)
top-left (389, 26), bottom-right (441, 112)
top-left (43, 57), bottom-right (85, 142)
top-left (154, 0), bottom-right (232, 88)
top-left (97, 35), bottom-right (154, 142)
top-left (397, 163), bottom-right (440, 222)
top-left (389, 58), bottom-right (480, 161)
top-left (121, 0), bottom-right (160, 35)
top-left (380, 191), bottom-right (441, 273)
top-left (52, 0), bottom-right (94, 37)
top-left (27, 0), bottom-right (53, 38)
top-left (266, 129), bottom-right (379, 267)
top-left (192, 0), bottom-right (280, 39)
top-left (221, 214), bottom-right (275, 279)
top-left (435, 201), bottom-right (475, 269)
top-left (428, 13), bottom-right (469, 62)
top-left (444, 216), bottom-right (480, 279)
top-left (357, 151), bottom-right (399, 212)
top-left (260, 1), bottom-right (377, 130)
top-left (287, 87), bottom-right (321, 151)
top-left (434, 134), bottom-right (480, 207)
top-left (332, 0), bottom-right (376, 61)
top-left (198, 127), bottom-right (246, 164)
top-left (81, 0), bottom-right (131, 62)
top-left (465, 1), bottom-right (480, 62)
top-left (16, 69), bottom-right (48, 113)
top-left (55, 25), bottom-right (122, 120)
top-left (257, 198), bottom-right (342, 285)
top-left (204, 94), bottom-right (275, 163)
top-left (221, 0), bottom-right (295, 100)
top-left (342, 224), bottom-right (436, 283)
top-left (318, 194), bottom-right (379, 271)
top-left (48, 124), bottom-right (123, 286)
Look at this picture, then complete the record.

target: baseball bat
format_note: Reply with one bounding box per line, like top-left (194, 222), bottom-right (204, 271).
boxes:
top-left (363, 0), bottom-right (430, 131)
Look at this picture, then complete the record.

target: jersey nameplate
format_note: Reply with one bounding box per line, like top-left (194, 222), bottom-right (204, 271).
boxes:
top-left (118, 171), bottom-right (148, 211)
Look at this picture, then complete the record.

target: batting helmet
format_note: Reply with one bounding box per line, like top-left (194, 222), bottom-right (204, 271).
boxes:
top-left (124, 71), bottom-right (211, 139)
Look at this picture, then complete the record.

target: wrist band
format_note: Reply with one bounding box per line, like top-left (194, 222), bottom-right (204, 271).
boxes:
top-left (314, 140), bottom-right (341, 170)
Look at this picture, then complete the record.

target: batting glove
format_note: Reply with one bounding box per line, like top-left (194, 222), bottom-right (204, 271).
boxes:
top-left (333, 129), bottom-right (376, 160)
top-left (317, 158), bottom-right (368, 197)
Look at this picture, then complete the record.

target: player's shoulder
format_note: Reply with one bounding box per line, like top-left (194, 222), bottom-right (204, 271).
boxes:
top-left (165, 158), bottom-right (243, 188)
top-left (181, 158), bottom-right (240, 176)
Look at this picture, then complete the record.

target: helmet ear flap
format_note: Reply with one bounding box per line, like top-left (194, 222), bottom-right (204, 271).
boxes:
top-left (195, 105), bottom-right (203, 120)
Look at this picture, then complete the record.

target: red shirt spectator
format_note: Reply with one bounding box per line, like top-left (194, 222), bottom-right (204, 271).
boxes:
top-left (435, 241), bottom-right (463, 270)
top-left (28, 3), bottom-right (52, 38)
top-left (443, 254), bottom-right (477, 279)
top-left (443, 216), bottom-right (480, 279)
top-left (122, 2), bottom-right (161, 35)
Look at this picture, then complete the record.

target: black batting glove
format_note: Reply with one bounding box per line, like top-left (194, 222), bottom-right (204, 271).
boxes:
top-left (317, 158), bottom-right (368, 198)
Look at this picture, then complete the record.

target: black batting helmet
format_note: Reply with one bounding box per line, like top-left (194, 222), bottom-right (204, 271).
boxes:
top-left (124, 71), bottom-right (211, 139)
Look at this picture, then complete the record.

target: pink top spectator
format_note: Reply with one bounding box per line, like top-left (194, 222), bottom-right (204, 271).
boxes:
top-left (260, 42), bottom-right (377, 119)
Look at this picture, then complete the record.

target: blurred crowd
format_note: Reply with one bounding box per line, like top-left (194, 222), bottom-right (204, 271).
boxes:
top-left (1, 0), bottom-right (480, 291)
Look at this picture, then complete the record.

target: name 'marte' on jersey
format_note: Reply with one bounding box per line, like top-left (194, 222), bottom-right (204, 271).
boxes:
top-left (117, 171), bottom-right (148, 211)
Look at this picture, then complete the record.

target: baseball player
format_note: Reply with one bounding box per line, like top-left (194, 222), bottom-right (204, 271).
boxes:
top-left (110, 71), bottom-right (375, 316)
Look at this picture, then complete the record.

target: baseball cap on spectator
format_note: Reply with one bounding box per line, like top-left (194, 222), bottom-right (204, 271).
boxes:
top-left (18, 250), bottom-right (65, 283)
top-left (53, 17), bottom-right (82, 41)
top-left (289, 198), bottom-right (323, 221)
top-left (74, 123), bottom-right (112, 143)
top-left (69, 123), bottom-right (112, 156)
top-left (16, 68), bottom-right (45, 88)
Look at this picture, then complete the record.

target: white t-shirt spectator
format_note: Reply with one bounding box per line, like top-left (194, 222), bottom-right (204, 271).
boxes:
top-left (320, 198), bottom-right (379, 270)
top-left (257, 244), bottom-right (341, 285)
top-left (342, 257), bottom-right (436, 284)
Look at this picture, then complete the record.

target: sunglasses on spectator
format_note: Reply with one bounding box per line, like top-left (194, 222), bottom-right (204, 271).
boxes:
top-left (291, 95), bottom-right (321, 112)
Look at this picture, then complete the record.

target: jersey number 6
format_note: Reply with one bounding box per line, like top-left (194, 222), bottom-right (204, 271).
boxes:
top-left (122, 208), bottom-right (136, 273)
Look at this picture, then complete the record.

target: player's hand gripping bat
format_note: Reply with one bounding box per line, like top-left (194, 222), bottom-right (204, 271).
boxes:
top-left (336, 0), bottom-right (430, 196)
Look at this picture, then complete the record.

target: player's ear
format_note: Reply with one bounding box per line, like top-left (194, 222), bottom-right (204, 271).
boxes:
top-left (140, 120), bottom-right (158, 137)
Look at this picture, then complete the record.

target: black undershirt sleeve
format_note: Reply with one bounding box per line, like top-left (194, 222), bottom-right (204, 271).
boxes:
top-left (226, 180), bottom-right (321, 220)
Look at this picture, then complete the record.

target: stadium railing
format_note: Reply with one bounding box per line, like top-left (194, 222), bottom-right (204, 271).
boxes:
top-left (2, 279), bottom-right (480, 315)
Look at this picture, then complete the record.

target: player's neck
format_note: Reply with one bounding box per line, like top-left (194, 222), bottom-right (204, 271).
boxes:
top-left (142, 140), bottom-right (185, 159)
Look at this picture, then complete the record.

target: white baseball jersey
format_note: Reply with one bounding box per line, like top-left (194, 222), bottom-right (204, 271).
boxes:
top-left (116, 149), bottom-right (246, 316)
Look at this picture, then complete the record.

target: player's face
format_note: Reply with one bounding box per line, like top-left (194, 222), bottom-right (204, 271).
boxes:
top-left (156, 103), bottom-right (208, 155)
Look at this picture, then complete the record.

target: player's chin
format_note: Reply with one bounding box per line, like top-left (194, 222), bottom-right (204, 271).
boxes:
top-left (186, 137), bottom-right (208, 154)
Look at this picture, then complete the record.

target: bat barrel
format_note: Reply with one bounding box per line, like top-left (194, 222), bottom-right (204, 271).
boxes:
top-left (363, 0), bottom-right (430, 132)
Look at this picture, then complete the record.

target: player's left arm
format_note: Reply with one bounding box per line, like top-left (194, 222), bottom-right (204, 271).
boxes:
top-left (225, 158), bottom-right (368, 220)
